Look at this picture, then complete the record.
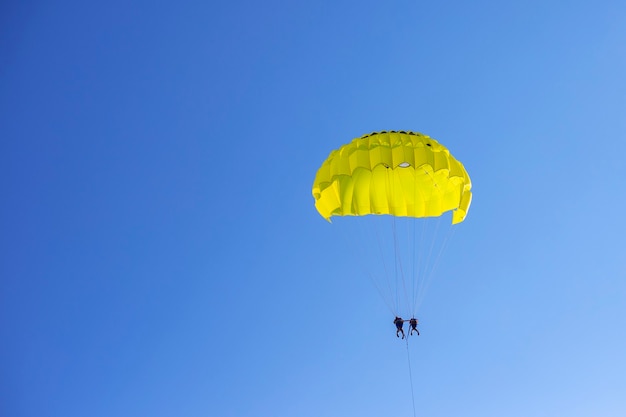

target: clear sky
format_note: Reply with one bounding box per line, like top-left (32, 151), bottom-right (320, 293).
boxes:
top-left (2, 1), bottom-right (626, 416)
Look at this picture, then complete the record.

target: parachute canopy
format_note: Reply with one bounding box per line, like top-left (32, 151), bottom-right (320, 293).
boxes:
top-left (312, 131), bottom-right (472, 224)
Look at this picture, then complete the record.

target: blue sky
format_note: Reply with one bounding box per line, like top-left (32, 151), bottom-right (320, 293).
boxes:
top-left (2, 1), bottom-right (626, 416)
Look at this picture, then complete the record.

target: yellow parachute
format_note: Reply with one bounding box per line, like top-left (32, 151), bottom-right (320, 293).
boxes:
top-left (312, 130), bottom-right (472, 318)
top-left (312, 130), bottom-right (472, 224)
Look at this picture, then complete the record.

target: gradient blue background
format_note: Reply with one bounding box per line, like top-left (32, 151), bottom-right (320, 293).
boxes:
top-left (2, 1), bottom-right (626, 416)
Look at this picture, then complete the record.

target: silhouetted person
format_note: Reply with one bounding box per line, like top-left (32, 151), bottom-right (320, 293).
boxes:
top-left (394, 316), bottom-right (405, 339)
